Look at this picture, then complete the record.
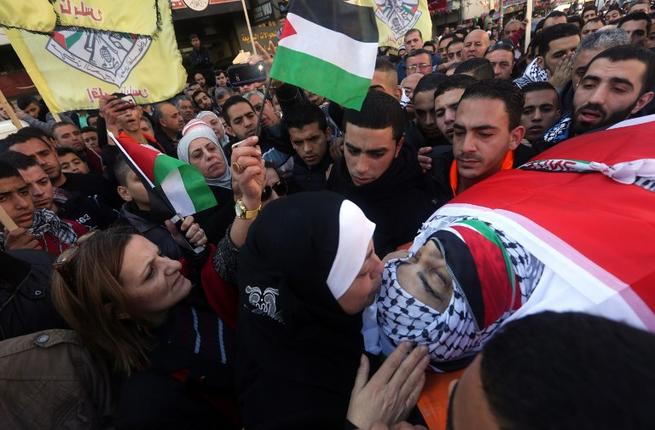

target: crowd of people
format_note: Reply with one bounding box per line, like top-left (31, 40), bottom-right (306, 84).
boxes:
top-left (1, 1), bottom-right (655, 429)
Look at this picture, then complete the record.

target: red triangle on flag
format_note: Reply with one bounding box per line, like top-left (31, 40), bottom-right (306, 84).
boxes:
top-left (279, 19), bottom-right (297, 40)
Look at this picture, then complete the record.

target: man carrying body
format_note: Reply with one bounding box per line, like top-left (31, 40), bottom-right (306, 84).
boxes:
top-left (618, 12), bottom-right (652, 47)
top-left (540, 45), bottom-right (655, 148)
top-left (429, 80), bottom-right (526, 204)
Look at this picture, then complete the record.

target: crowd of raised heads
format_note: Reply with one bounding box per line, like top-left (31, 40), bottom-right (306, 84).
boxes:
top-left (1, 2), bottom-right (655, 429)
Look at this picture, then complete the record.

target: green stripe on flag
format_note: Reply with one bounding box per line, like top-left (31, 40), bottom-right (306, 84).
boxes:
top-left (178, 164), bottom-right (217, 212)
top-left (271, 46), bottom-right (371, 110)
top-left (153, 154), bottom-right (216, 215)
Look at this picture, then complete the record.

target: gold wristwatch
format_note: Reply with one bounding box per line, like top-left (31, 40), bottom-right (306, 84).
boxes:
top-left (235, 200), bottom-right (261, 220)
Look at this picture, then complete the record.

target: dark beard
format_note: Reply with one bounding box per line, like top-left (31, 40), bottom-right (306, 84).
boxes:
top-left (572, 101), bottom-right (638, 135)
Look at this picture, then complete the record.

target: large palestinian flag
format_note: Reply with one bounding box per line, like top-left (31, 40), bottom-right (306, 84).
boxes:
top-left (410, 116), bottom-right (655, 331)
top-left (110, 132), bottom-right (216, 217)
top-left (270, 0), bottom-right (379, 110)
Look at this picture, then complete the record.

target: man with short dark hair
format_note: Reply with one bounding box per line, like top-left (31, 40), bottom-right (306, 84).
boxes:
top-left (429, 80), bottom-right (526, 202)
top-left (51, 122), bottom-right (84, 152)
top-left (191, 89), bottom-right (216, 113)
top-left (327, 91), bottom-right (435, 255)
top-left (406, 73), bottom-right (448, 150)
top-left (618, 12), bottom-right (652, 46)
top-left (16, 96), bottom-right (41, 120)
top-left (521, 82), bottom-right (561, 142)
top-left (581, 17), bottom-right (604, 36)
top-left (485, 39), bottom-right (516, 80)
top-left (515, 24), bottom-right (580, 91)
top-left (283, 103), bottom-right (332, 193)
top-left (173, 95), bottom-right (196, 123)
top-left (454, 58), bottom-right (494, 80)
top-left (0, 160), bottom-right (84, 255)
top-left (406, 49), bottom-right (433, 76)
top-left (187, 33), bottom-right (212, 78)
top-left (541, 45), bottom-right (655, 147)
top-left (463, 29), bottom-right (491, 59)
top-left (80, 126), bottom-right (99, 153)
top-left (582, 5), bottom-right (597, 22)
top-left (437, 35), bottom-right (454, 58)
top-left (152, 102), bottom-right (184, 156)
top-left (446, 38), bottom-right (465, 64)
top-left (222, 95), bottom-right (292, 167)
top-left (3, 127), bottom-right (122, 215)
top-left (1, 151), bottom-right (115, 229)
top-left (447, 312), bottom-right (655, 430)
top-left (404, 28), bottom-right (424, 52)
top-left (434, 74), bottom-right (478, 145)
top-left (605, 4), bottom-right (623, 24)
top-left (371, 57), bottom-right (401, 100)
top-left (628, 0), bottom-right (652, 14)
top-left (56, 148), bottom-right (89, 175)
top-left (543, 10), bottom-right (568, 29)
top-left (244, 91), bottom-right (281, 129)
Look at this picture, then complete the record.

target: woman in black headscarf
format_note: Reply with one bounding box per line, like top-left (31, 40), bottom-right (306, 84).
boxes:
top-left (237, 191), bottom-right (389, 429)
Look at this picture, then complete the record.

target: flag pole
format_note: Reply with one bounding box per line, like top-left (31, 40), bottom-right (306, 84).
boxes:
top-left (525, 0), bottom-right (533, 51)
top-left (498, 0), bottom-right (505, 37)
top-left (240, 0), bottom-right (258, 55)
top-left (0, 206), bottom-right (18, 232)
top-left (0, 89), bottom-right (23, 130)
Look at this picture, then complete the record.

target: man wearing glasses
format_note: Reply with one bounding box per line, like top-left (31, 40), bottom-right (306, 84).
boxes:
top-left (405, 49), bottom-right (434, 77)
top-left (485, 39), bottom-right (516, 80)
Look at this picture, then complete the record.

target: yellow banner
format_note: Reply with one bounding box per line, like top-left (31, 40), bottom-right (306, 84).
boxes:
top-left (7, 0), bottom-right (186, 113)
top-left (374, 0), bottom-right (433, 48)
top-left (0, 1), bottom-right (56, 33)
top-left (54, 0), bottom-right (159, 36)
top-left (344, 0), bottom-right (433, 48)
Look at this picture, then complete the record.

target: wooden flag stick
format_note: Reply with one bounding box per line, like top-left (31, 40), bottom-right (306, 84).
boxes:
top-left (0, 205), bottom-right (18, 232)
top-left (240, 0), bottom-right (258, 55)
top-left (0, 88), bottom-right (23, 130)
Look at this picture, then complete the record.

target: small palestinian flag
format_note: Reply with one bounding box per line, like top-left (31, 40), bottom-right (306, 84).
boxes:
top-left (110, 132), bottom-right (216, 217)
top-left (270, 0), bottom-right (379, 110)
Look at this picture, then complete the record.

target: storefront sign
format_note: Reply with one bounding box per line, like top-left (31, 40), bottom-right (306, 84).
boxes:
top-left (183, 0), bottom-right (209, 11)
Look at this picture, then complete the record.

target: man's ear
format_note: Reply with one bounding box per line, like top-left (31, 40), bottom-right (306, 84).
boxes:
top-left (395, 137), bottom-right (405, 157)
top-left (395, 85), bottom-right (402, 101)
top-left (117, 185), bottom-right (132, 203)
top-left (631, 91), bottom-right (655, 115)
top-left (509, 125), bottom-right (526, 150)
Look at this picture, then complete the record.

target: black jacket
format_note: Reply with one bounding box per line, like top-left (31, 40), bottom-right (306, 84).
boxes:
top-left (288, 153), bottom-right (332, 194)
top-left (194, 185), bottom-right (235, 245)
top-left (59, 172), bottom-right (123, 209)
top-left (0, 250), bottom-right (67, 341)
top-left (328, 144), bottom-right (436, 256)
top-left (117, 203), bottom-right (182, 260)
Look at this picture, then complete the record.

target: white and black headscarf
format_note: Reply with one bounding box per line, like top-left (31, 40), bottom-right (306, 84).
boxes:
top-left (237, 191), bottom-right (375, 429)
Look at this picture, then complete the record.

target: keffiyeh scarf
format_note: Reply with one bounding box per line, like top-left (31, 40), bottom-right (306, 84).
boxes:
top-left (0, 209), bottom-right (77, 251)
top-left (377, 217), bottom-right (543, 371)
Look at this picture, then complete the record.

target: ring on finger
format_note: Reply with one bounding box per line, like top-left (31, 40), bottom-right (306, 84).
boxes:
top-left (232, 162), bottom-right (244, 173)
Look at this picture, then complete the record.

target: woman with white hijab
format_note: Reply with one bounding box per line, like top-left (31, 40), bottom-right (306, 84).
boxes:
top-left (178, 120), bottom-right (235, 243)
